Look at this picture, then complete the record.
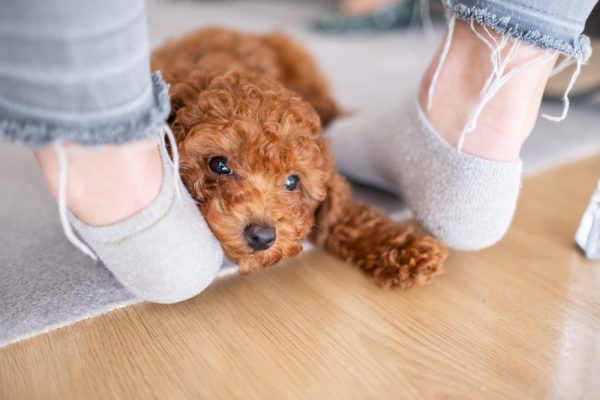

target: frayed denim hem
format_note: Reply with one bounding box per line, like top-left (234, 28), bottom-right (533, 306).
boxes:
top-left (0, 71), bottom-right (171, 148)
top-left (444, 1), bottom-right (592, 62)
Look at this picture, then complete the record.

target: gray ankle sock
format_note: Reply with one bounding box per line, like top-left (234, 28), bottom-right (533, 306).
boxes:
top-left (68, 142), bottom-right (223, 303)
top-left (327, 102), bottom-right (523, 250)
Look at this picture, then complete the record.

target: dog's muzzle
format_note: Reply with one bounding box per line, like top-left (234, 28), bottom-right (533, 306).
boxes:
top-left (244, 223), bottom-right (276, 251)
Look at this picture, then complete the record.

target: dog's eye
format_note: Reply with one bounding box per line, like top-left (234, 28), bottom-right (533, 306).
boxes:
top-left (285, 175), bottom-right (300, 191)
top-left (208, 156), bottom-right (233, 175)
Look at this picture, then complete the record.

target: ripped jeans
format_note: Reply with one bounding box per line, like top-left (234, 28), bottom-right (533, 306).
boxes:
top-left (0, 0), bottom-right (170, 148)
top-left (0, 0), bottom-right (597, 148)
top-left (446, 0), bottom-right (595, 59)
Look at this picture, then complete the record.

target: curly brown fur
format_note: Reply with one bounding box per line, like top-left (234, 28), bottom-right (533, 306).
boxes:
top-left (152, 27), bottom-right (447, 288)
top-left (310, 173), bottom-right (447, 288)
top-left (152, 27), bottom-right (339, 125)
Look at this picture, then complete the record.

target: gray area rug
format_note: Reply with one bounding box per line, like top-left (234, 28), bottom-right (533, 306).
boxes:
top-left (1, 0), bottom-right (599, 348)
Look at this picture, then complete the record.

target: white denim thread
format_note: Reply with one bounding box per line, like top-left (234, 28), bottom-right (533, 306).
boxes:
top-left (426, 15), bottom-right (583, 152)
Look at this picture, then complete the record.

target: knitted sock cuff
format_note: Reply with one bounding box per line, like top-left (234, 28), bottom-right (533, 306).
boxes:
top-left (68, 138), bottom-right (179, 244)
top-left (399, 103), bottom-right (523, 249)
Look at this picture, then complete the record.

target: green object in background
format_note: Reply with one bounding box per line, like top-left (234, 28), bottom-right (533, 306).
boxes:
top-left (312, 0), bottom-right (425, 33)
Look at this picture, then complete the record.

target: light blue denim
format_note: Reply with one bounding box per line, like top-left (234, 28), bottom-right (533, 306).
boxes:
top-left (0, 0), bottom-right (597, 147)
top-left (0, 0), bottom-right (169, 147)
top-left (445, 0), bottom-right (597, 60)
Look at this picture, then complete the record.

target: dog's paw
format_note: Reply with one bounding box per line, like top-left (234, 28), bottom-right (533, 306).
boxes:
top-left (370, 234), bottom-right (448, 289)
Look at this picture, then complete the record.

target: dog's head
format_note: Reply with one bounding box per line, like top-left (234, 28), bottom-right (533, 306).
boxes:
top-left (171, 70), bottom-right (335, 273)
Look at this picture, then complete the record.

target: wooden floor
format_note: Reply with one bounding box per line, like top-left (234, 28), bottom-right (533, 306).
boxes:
top-left (1, 155), bottom-right (600, 400)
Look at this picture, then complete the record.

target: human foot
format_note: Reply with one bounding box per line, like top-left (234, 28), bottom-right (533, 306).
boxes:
top-left (419, 20), bottom-right (558, 162)
top-left (327, 101), bottom-right (523, 250)
top-left (34, 138), bottom-right (163, 226)
top-left (35, 137), bottom-right (224, 303)
top-left (325, 21), bottom-right (578, 251)
top-left (325, 21), bottom-right (558, 249)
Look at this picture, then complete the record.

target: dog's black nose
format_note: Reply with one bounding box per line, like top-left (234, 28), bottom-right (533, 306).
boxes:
top-left (244, 223), bottom-right (276, 251)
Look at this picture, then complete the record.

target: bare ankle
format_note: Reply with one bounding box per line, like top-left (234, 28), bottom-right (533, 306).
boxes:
top-left (419, 19), bottom-right (557, 162)
top-left (34, 139), bottom-right (163, 226)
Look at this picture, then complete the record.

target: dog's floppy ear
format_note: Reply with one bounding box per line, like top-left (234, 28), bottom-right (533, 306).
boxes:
top-left (167, 79), bottom-right (207, 138)
top-left (310, 172), bottom-right (352, 246)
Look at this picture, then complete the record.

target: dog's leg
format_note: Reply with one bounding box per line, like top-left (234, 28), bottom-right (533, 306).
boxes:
top-left (311, 174), bottom-right (448, 289)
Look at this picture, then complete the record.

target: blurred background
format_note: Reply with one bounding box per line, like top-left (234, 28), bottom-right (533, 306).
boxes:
top-left (147, 0), bottom-right (600, 111)
top-left (146, 0), bottom-right (599, 210)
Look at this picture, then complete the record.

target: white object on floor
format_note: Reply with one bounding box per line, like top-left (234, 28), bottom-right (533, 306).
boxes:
top-left (575, 180), bottom-right (600, 260)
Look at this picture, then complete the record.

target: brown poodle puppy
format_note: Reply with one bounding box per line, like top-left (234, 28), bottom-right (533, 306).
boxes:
top-left (152, 28), bottom-right (447, 288)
